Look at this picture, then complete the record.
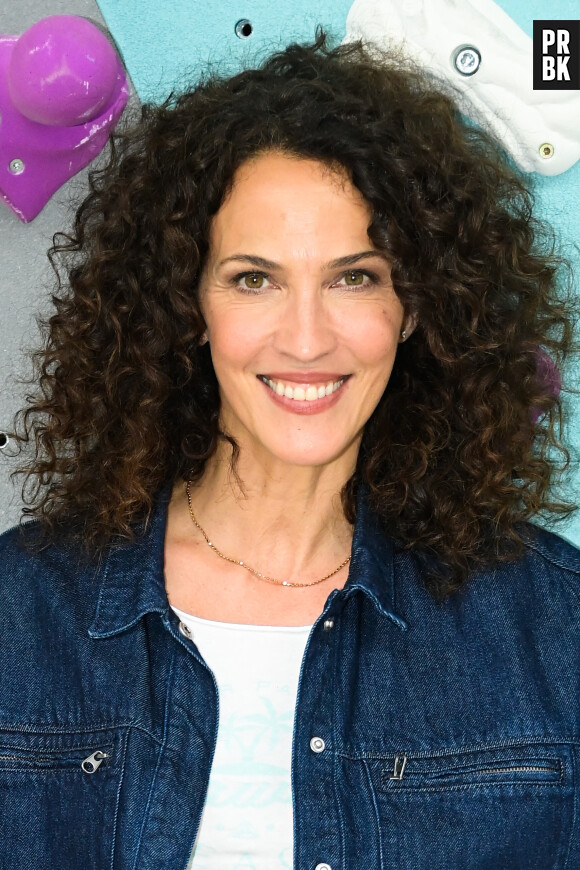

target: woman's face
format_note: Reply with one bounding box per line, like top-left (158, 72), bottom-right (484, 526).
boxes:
top-left (199, 151), bottom-right (408, 471)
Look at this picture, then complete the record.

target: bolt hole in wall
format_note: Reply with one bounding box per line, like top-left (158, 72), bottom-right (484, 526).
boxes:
top-left (235, 19), bottom-right (253, 38)
top-left (9, 159), bottom-right (25, 175)
top-left (0, 433), bottom-right (9, 450)
top-left (453, 45), bottom-right (481, 76)
top-left (449, 44), bottom-right (555, 166)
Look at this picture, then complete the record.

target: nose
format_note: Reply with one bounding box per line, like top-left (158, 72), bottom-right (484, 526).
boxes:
top-left (274, 285), bottom-right (338, 362)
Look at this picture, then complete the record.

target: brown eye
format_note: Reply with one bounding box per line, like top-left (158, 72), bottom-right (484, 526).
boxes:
top-left (344, 271), bottom-right (365, 286)
top-left (244, 273), bottom-right (265, 289)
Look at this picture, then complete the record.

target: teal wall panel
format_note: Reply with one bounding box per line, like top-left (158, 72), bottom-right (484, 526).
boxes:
top-left (1, 0), bottom-right (579, 543)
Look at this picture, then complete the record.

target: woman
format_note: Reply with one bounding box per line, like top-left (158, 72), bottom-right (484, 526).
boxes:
top-left (2, 33), bottom-right (579, 870)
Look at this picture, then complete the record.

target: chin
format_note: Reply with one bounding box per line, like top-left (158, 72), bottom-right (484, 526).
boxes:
top-left (261, 435), bottom-right (357, 470)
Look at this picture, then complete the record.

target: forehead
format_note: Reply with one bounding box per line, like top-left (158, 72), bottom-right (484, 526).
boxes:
top-left (207, 151), bottom-right (373, 257)
top-left (230, 150), bottom-right (352, 191)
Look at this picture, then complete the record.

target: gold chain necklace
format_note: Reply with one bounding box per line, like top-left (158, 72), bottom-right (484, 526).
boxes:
top-left (186, 479), bottom-right (351, 588)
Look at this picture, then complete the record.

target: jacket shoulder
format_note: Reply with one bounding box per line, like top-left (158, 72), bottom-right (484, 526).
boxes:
top-left (521, 523), bottom-right (580, 577)
top-left (0, 520), bottom-right (98, 589)
top-left (0, 521), bottom-right (36, 563)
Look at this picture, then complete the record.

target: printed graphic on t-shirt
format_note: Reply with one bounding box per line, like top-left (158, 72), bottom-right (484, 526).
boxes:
top-left (172, 609), bottom-right (311, 870)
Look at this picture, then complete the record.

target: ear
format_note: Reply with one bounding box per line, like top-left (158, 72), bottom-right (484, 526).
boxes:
top-left (199, 331), bottom-right (209, 346)
top-left (399, 311), bottom-right (418, 343)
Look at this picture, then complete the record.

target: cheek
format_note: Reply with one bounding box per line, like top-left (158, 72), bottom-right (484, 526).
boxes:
top-left (207, 312), bottom-right (266, 378)
top-left (344, 309), bottom-right (402, 367)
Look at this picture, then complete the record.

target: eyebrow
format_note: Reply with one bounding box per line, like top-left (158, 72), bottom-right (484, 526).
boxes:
top-left (217, 251), bottom-right (389, 270)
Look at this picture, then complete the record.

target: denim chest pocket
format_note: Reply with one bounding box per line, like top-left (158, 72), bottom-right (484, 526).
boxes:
top-left (0, 727), bottom-right (126, 870)
top-left (362, 742), bottom-right (575, 870)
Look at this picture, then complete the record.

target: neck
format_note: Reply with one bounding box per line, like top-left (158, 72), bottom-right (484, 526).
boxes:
top-left (172, 441), bottom-right (356, 586)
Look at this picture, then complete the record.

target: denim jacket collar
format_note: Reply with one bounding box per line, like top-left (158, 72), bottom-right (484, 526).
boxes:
top-left (342, 487), bottom-right (408, 630)
top-left (88, 485), bottom-right (172, 639)
top-left (89, 482), bottom-right (407, 639)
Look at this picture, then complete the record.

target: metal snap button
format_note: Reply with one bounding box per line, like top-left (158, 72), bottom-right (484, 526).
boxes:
top-left (310, 736), bottom-right (325, 753)
top-left (323, 618), bottom-right (334, 631)
top-left (315, 864), bottom-right (332, 870)
top-left (178, 621), bottom-right (193, 639)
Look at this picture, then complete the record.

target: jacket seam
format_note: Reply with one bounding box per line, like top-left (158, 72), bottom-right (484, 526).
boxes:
top-left (89, 547), bottom-right (112, 634)
top-left (130, 648), bottom-right (177, 870)
top-left (332, 613), bottom-right (346, 870)
top-left (524, 540), bottom-right (580, 577)
top-left (109, 726), bottom-right (129, 870)
top-left (362, 758), bottom-right (384, 870)
top-left (335, 736), bottom-right (580, 761)
top-left (0, 721), bottom-right (167, 750)
top-left (562, 746), bottom-right (579, 870)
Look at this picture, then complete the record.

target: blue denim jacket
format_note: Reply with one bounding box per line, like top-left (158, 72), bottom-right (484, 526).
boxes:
top-left (1, 484), bottom-right (580, 870)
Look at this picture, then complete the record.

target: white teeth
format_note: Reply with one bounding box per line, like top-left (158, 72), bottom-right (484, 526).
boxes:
top-left (264, 377), bottom-right (345, 401)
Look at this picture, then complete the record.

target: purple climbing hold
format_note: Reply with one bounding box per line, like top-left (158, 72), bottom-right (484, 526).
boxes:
top-left (7, 16), bottom-right (120, 127)
top-left (0, 15), bottom-right (129, 222)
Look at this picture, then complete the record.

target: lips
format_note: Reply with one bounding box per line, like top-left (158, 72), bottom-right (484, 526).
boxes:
top-left (260, 372), bottom-right (350, 383)
top-left (259, 376), bottom-right (346, 401)
top-left (258, 373), bottom-right (350, 401)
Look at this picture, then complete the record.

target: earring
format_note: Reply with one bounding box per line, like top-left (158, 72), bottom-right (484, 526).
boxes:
top-left (399, 328), bottom-right (407, 342)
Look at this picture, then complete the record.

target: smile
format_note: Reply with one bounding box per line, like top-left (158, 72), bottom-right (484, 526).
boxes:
top-left (258, 376), bottom-right (347, 401)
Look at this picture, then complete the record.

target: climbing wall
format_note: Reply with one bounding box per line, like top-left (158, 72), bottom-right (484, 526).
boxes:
top-left (1, 0), bottom-right (579, 543)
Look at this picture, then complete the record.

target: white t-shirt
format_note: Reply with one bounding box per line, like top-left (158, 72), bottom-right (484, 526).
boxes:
top-left (171, 606), bottom-right (312, 870)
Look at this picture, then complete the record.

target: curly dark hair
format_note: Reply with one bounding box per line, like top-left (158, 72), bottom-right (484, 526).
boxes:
top-left (12, 32), bottom-right (576, 598)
